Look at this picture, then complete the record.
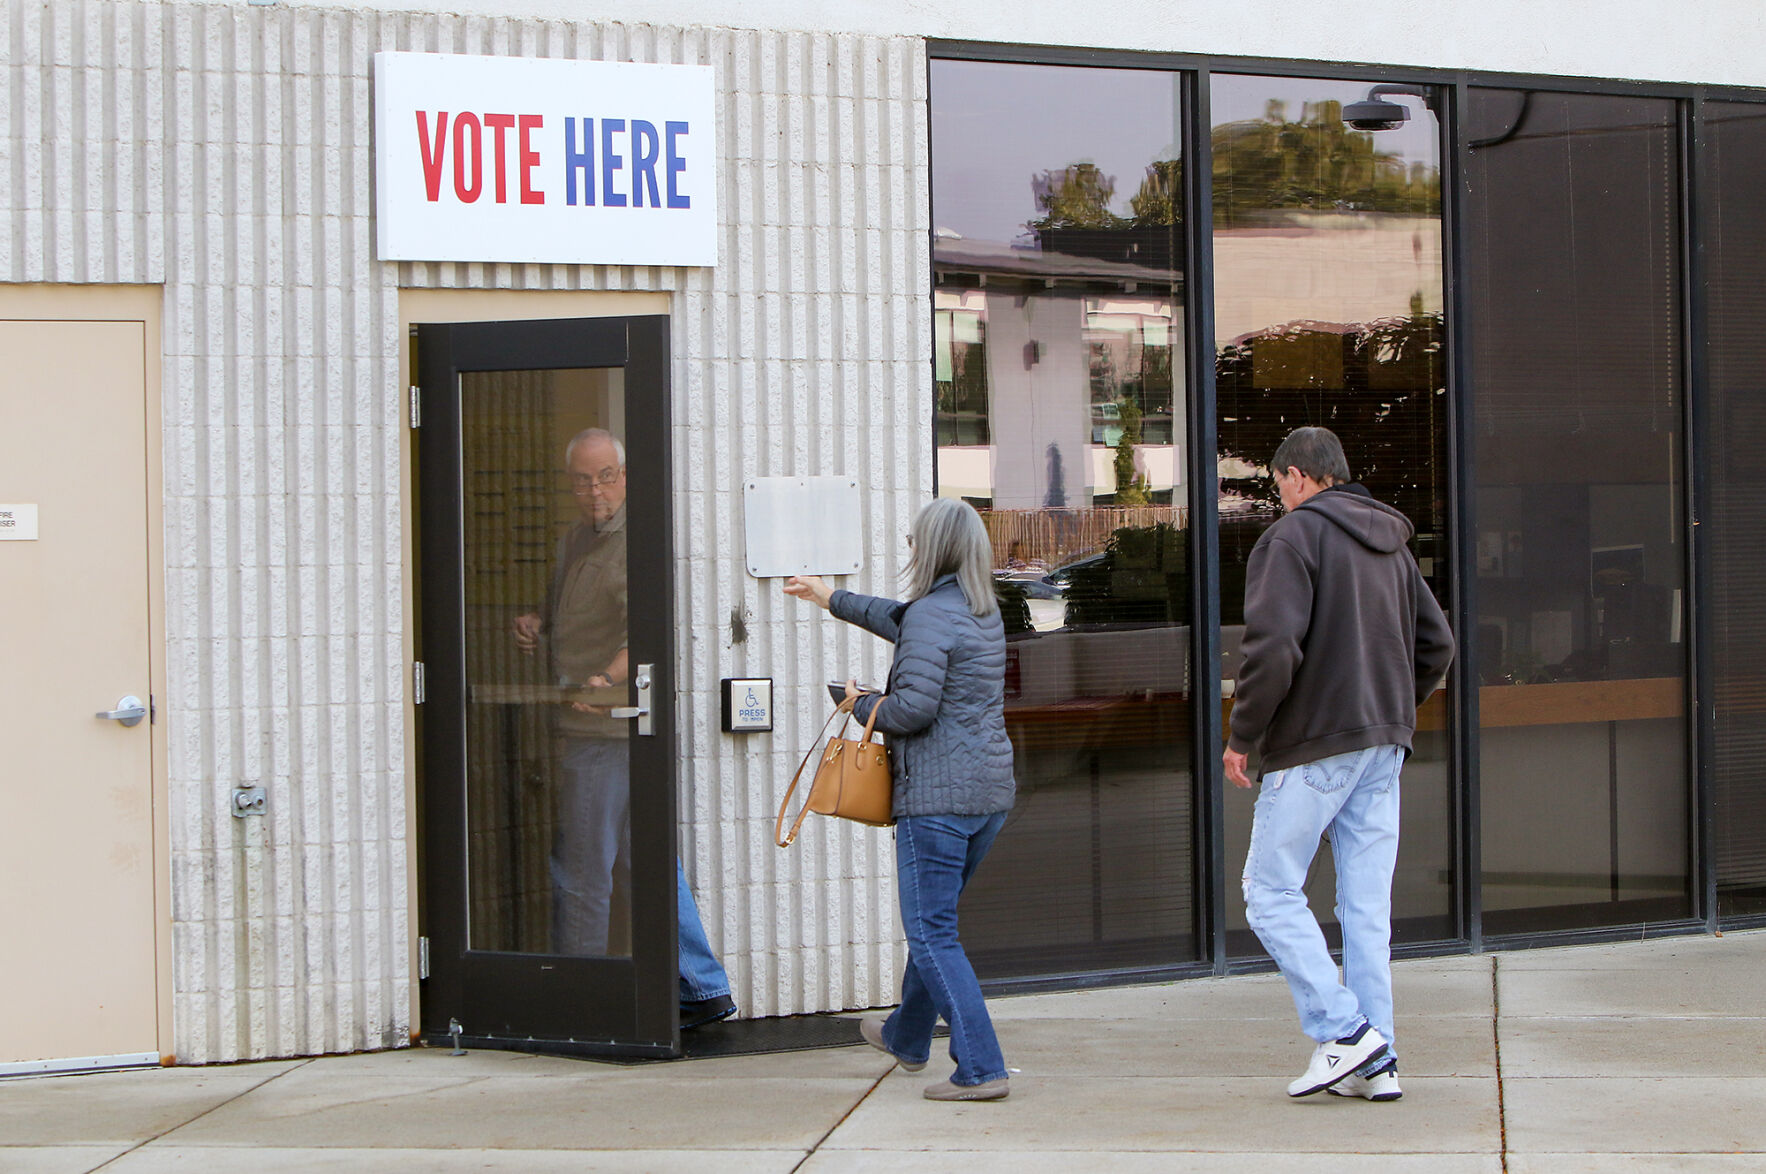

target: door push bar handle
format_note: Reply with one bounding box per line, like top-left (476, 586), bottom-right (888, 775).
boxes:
top-left (97, 695), bottom-right (148, 727)
top-left (610, 665), bottom-right (654, 736)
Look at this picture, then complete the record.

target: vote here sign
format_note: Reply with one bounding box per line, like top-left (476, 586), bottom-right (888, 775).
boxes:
top-left (373, 52), bottom-right (718, 266)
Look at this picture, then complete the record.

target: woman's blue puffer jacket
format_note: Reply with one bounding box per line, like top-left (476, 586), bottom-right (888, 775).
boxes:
top-left (830, 574), bottom-right (1016, 819)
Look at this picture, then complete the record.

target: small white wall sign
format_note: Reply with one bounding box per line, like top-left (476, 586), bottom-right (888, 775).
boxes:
top-left (743, 477), bottom-right (863, 578)
top-left (721, 678), bottom-right (773, 733)
top-left (373, 52), bottom-right (719, 266)
top-left (0, 504), bottom-right (38, 540)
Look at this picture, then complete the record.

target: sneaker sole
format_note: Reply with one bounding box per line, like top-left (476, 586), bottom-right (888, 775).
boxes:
top-left (1327, 1085), bottom-right (1403, 1102)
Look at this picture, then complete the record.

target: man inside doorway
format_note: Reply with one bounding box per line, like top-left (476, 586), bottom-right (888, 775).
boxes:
top-left (514, 427), bottom-right (737, 1029)
top-left (1225, 426), bottom-right (1454, 1101)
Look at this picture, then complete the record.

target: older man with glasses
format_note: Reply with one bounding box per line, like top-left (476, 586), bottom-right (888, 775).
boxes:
top-left (514, 427), bottom-right (737, 1030)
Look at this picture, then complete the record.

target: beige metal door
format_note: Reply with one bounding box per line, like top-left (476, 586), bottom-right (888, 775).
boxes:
top-left (0, 318), bottom-right (159, 1073)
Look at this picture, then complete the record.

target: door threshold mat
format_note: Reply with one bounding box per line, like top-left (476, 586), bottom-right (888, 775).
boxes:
top-left (660, 1014), bottom-right (949, 1065)
top-left (430, 1014), bottom-right (948, 1065)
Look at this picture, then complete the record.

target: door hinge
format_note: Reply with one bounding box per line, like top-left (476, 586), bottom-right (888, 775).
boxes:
top-left (419, 936), bottom-right (430, 980)
top-left (413, 661), bottom-right (426, 705)
top-left (409, 385), bottom-right (421, 428)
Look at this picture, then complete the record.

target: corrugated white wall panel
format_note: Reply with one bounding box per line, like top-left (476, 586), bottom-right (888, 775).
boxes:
top-left (3, 0), bottom-right (925, 1058)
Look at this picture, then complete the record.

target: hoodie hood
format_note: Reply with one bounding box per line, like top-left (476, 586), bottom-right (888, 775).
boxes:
top-left (1295, 484), bottom-right (1413, 553)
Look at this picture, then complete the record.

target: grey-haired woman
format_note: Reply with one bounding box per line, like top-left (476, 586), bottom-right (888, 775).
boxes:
top-left (784, 497), bottom-right (1016, 1100)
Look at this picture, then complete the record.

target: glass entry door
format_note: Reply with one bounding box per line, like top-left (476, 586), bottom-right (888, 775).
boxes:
top-left (417, 316), bottom-right (678, 1057)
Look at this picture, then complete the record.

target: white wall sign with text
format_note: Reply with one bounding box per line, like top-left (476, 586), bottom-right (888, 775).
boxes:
top-left (373, 52), bottom-right (718, 267)
top-left (0, 505), bottom-right (37, 540)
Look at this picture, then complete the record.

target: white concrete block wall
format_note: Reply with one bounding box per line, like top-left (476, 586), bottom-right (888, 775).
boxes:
top-left (2, 0), bottom-right (926, 1059)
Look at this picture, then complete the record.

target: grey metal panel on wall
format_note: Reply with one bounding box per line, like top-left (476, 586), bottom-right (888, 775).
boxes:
top-left (2, 0), bottom-right (927, 1056)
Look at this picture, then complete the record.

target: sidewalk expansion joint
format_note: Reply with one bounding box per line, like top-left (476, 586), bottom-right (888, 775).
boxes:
top-left (87, 1057), bottom-right (317, 1172)
top-left (788, 1063), bottom-right (893, 1173)
top-left (1493, 955), bottom-right (1508, 1174)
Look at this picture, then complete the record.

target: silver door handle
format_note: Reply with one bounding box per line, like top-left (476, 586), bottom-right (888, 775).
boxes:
top-left (609, 665), bottom-right (653, 736)
top-left (96, 695), bottom-right (147, 727)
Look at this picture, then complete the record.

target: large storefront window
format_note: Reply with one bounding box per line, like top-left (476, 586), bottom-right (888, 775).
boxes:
top-left (1465, 89), bottom-right (1692, 934)
top-left (1706, 100), bottom-right (1766, 923)
top-left (931, 59), bottom-right (1198, 976)
top-left (1210, 74), bottom-right (1456, 950)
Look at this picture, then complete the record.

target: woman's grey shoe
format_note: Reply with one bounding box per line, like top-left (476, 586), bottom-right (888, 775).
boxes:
top-left (859, 1017), bottom-right (926, 1071)
top-left (923, 1076), bottom-right (1010, 1101)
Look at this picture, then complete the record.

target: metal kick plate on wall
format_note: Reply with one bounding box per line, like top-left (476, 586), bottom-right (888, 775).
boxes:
top-left (743, 476), bottom-right (862, 578)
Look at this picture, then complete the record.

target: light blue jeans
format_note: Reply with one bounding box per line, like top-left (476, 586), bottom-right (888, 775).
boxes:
top-left (1242, 744), bottom-right (1404, 1055)
top-left (881, 812), bottom-right (1009, 1087)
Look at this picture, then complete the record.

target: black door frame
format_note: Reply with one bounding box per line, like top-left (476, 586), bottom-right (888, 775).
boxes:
top-left (416, 315), bottom-right (678, 1058)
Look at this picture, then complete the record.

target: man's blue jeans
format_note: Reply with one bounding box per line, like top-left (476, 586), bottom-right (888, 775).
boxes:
top-left (552, 739), bottom-right (630, 956)
top-left (880, 812), bottom-right (1009, 1087)
top-left (551, 740), bottom-right (732, 1006)
top-left (678, 857), bottom-right (731, 1004)
top-left (1242, 744), bottom-right (1404, 1055)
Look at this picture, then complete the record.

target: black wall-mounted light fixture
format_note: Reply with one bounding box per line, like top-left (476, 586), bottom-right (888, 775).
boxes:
top-left (1342, 84), bottom-right (1436, 131)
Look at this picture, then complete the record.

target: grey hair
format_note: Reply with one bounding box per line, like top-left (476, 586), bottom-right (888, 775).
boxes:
top-left (564, 427), bottom-right (625, 469)
top-left (904, 498), bottom-right (997, 618)
top-left (1271, 426), bottom-right (1350, 487)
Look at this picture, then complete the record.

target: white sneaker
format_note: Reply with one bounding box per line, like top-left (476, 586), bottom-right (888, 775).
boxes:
top-left (1327, 1058), bottom-right (1403, 1102)
top-left (1286, 1022), bottom-right (1390, 1097)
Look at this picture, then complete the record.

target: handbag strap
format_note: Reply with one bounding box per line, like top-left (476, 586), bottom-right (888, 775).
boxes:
top-left (774, 694), bottom-right (886, 847)
top-left (775, 706), bottom-right (852, 848)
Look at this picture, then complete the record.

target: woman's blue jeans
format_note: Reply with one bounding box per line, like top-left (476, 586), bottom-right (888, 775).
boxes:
top-left (1242, 744), bottom-right (1404, 1054)
top-left (881, 811), bottom-right (1009, 1087)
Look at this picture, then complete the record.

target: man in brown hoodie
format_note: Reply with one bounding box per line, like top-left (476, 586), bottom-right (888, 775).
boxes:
top-left (1226, 426), bottom-right (1455, 1102)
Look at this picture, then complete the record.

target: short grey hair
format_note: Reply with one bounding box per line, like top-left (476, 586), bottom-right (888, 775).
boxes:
top-left (1271, 426), bottom-right (1350, 487)
top-left (904, 498), bottom-right (997, 618)
top-left (564, 427), bottom-right (625, 469)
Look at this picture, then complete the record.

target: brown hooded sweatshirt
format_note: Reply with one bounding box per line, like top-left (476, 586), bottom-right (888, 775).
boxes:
top-left (1228, 484), bottom-right (1456, 777)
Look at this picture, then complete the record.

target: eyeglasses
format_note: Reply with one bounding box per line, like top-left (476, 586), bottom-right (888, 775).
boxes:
top-left (570, 468), bottom-right (623, 490)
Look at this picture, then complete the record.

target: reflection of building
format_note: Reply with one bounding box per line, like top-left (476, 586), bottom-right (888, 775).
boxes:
top-left (933, 237), bottom-right (1185, 509)
top-left (1212, 212), bottom-right (1444, 343)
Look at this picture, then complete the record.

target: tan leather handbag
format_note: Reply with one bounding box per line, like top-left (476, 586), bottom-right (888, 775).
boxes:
top-left (775, 699), bottom-right (894, 846)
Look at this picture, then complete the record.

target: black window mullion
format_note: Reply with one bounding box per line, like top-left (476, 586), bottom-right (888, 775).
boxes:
top-left (1442, 76), bottom-right (1484, 951)
top-left (1684, 94), bottom-right (1717, 930)
top-left (1184, 64), bottom-right (1228, 976)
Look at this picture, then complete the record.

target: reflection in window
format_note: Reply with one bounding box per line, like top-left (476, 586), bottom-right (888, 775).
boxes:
top-left (1466, 89), bottom-right (1690, 933)
top-left (1705, 101), bottom-right (1766, 922)
top-left (930, 58), bottom-right (1197, 976)
top-left (1210, 75), bottom-right (1455, 950)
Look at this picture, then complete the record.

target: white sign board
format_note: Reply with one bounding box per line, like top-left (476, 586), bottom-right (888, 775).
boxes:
top-left (744, 477), bottom-right (863, 578)
top-left (0, 504), bottom-right (38, 540)
top-left (373, 52), bottom-right (718, 267)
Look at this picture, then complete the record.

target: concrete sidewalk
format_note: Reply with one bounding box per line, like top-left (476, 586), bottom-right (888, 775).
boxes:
top-left (6, 930), bottom-right (1766, 1173)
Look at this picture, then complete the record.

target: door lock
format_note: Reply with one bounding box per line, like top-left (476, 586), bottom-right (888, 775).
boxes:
top-left (95, 695), bottom-right (147, 727)
top-left (610, 664), bottom-right (654, 736)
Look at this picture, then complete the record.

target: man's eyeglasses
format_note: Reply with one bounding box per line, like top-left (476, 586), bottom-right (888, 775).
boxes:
top-left (570, 468), bottom-right (623, 490)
